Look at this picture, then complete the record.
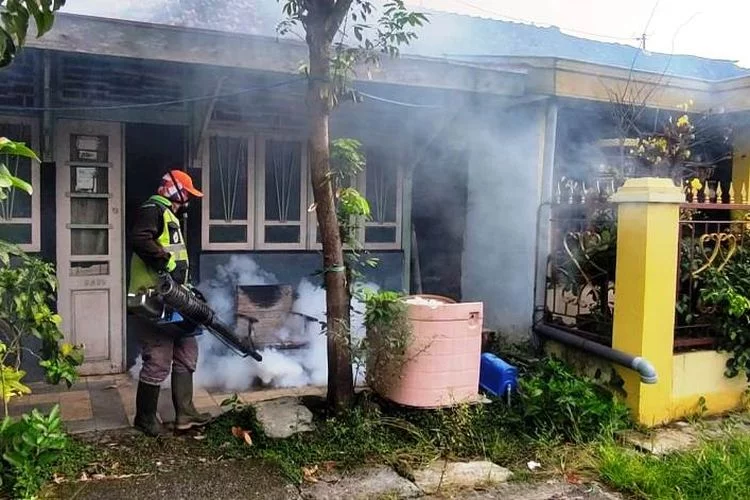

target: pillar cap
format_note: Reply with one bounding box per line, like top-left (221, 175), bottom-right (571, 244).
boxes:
top-left (609, 177), bottom-right (685, 204)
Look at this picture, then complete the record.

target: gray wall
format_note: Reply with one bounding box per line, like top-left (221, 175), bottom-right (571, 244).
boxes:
top-left (199, 251), bottom-right (404, 290)
top-left (461, 102), bottom-right (549, 339)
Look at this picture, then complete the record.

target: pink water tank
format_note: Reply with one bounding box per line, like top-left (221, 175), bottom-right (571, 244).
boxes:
top-left (379, 295), bottom-right (484, 408)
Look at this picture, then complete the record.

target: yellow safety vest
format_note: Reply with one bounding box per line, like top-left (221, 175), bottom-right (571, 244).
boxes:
top-left (128, 195), bottom-right (189, 294)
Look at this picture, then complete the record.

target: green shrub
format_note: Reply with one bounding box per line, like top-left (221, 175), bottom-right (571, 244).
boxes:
top-left (0, 405), bottom-right (68, 499)
top-left (515, 357), bottom-right (631, 442)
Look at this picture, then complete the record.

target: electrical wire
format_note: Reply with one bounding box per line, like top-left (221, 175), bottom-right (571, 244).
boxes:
top-left (356, 91), bottom-right (443, 109)
top-left (0, 76), bottom-right (444, 112)
top-left (450, 0), bottom-right (644, 42)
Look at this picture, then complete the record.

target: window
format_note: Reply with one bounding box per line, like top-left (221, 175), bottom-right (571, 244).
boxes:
top-left (201, 133), bottom-right (254, 250)
top-left (364, 148), bottom-right (402, 249)
top-left (256, 137), bottom-right (307, 249)
top-left (201, 131), bottom-right (402, 251)
top-left (307, 149), bottom-right (402, 251)
top-left (308, 171), bottom-right (365, 250)
top-left (0, 117), bottom-right (39, 252)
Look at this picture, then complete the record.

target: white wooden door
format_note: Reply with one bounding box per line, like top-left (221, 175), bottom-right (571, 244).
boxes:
top-left (55, 120), bottom-right (124, 375)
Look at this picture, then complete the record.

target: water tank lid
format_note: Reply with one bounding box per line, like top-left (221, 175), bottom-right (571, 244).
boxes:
top-left (403, 294), bottom-right (457, 305)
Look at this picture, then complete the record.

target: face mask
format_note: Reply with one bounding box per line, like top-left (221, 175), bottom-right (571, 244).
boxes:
top-left (174, 201), bottom-right (190, 216)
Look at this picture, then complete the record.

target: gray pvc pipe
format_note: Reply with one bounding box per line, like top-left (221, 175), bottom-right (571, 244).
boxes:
top-left (534, 324), bottom-right (658, 384)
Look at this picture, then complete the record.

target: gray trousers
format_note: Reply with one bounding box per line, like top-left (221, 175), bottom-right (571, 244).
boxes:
top-left (131, 315), bottom-right (198, 386)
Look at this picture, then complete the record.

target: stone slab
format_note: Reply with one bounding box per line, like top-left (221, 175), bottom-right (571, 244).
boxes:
top-left (620, 428), bottom-right (698, 455)
top-left (253, 397), bottom-right (314, 439)
top-left (412, 461), bottom-right (513, 494)
top-left (301, 465), bottom-right (420, 500)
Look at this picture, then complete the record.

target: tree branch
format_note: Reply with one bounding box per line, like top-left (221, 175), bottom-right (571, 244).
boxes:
top-left (326, 0), bottom-right (355, 40)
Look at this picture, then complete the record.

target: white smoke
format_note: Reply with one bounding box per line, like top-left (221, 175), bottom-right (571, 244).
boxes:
top-left (129, 255), bottom-right (375, 391)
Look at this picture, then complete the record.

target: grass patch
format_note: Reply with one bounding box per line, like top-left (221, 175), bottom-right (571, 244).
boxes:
top-left (596, 434), bottom-right (750, 499)
top-left (203, 395), bottom-right (535, 483)
top-left (201, 355), bottom-right (631, 484)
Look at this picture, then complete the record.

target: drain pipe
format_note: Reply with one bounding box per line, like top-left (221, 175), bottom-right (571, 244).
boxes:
top-left (534, 323), bottom-right (658, 384)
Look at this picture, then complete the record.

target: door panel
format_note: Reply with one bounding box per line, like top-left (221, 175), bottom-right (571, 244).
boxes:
top-left (56, 120), bottom-right (124, 375)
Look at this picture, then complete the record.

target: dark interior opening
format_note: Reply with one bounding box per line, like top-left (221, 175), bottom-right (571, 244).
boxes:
top-left (411, 145), bottom-right (469, 301)
top-left (124, 123), bottom-right (187, 368)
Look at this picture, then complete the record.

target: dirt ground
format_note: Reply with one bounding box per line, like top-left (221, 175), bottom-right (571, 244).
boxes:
top-left (38, 429), bottom-right (619, 500)
top-left (44, 460), bottom-right (297, 500)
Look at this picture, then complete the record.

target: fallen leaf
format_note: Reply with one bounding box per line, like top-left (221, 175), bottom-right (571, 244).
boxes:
top-left (53, 473), bottom-right (65, 484)
top-left (565, 472), bottom-right (583, 485)
top-left (92, 474), bottom-right (106, 480)
top-left (193, 435), bottom-right (206, 441)
top-left (302, 465), bottom-right (319, 483)
top-left (321, 461), bottom-right (336, 472)
top-left (79, 472), bottom-right (89, 482)
top-left (231, 426), bottom-right (253, 446)
top-left (199, 458), bottom-right (207, 463)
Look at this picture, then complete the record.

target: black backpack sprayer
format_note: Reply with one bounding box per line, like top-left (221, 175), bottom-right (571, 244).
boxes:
top-left (127, 272), bottom-right (263, 362)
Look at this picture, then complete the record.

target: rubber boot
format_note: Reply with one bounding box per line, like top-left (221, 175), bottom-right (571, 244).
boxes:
top-left (133, 381), bottom-right (168, 437)
top-left (172, 371), bottom-right (212, 430)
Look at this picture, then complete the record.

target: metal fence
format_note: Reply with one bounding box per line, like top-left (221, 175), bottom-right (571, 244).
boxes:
top-left (541, 177), bottom-right (750, 352)
top-left (675, 195), bottom-right (750, 352)
top-left (543, 190), bottom-right (618, 346)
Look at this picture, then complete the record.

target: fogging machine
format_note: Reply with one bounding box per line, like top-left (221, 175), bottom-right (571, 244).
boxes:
top-left (127, 273), bottom-right (263, 362)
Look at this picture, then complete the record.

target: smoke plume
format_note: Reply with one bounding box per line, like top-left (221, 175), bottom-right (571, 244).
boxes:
top-left (129, 255), bottom-right (373, 391)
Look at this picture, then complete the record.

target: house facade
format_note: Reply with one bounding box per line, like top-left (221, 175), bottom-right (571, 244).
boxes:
top-left (4, 13), bottom-right (750, 379)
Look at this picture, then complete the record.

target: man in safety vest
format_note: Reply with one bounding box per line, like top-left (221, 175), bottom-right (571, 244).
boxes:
top-left (129, 169), bottom-right (209, 436)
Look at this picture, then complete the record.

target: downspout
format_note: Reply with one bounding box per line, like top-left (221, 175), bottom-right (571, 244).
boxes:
top-left (534, 323), bottom-right (658, 384)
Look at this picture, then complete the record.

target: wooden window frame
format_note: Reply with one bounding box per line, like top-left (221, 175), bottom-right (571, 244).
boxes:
top-left (307, 170), bottom-right (366, 251)
top-left (200, 129), bottom-right (255, 251)
top-left (364, 151), bottom-right (403, 251)
top-left (307, 151), bottom-right (404, 252)
top-left (0, 115), bottom-right (40, 252)
top-left (201, 130), bottom-right (404, 253)
top-left (255, 134), bottom-right (308, 251)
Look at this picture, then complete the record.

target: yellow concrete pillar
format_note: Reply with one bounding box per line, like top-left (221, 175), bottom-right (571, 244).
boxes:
top-left (610, 178), bottom-right (684, 426)
top-left (732, 129), bottom-right (750, 205)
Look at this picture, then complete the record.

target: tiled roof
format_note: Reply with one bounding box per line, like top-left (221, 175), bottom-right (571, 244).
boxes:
top-left (405, 11), bottom-right (749, 81)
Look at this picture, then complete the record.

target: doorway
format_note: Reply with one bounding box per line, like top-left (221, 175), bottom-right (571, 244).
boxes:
top-left (55, 120), bottom-right (124, 376)
top-left (124, 123), bottom-right (187, 368)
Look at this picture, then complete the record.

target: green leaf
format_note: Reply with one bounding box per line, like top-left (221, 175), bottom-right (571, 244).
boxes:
top-left (0, 137), bottom-right (40, 161)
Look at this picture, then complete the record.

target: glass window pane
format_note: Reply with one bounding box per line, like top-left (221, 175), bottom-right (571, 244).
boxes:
top-left (70, 134), bottom-right (109, 163)
top-left (265, 225), bottom-right (300, 244)
top-left (366, 150), bottom-right (398, 223)
top-left (70, 261), bottom-right (110, 276)
top-left (71, 166), bottom-right (109, 194)
top-left (0, 122), bottom-right (32, 220)
top-left (71, 229), bottom-right (108, 255)
top-left (209, 136), bottom-right (248, 221)
top-left (71, 198), bottom-right (108, 225)
top-left (365, 226), bottom-right (397, 243)
top-left (209, 224), bottom-right (247, 243)
top-left (0, 224), bottom-right (31, 245)
top-left (265, 140), bottom-right (302, 222)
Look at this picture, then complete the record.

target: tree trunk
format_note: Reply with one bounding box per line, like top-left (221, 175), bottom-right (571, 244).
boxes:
top-left (306, 23), bottom-right (354, 412)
